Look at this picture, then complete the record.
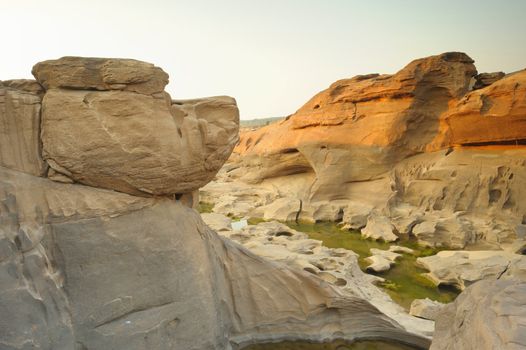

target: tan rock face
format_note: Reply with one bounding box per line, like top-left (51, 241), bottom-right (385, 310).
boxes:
top-left (0, 83), bottom-right (47, 176)
top-left (34, 58), bottom-right (239, 196)
top-left (32, 56), bottom-right (169, 95)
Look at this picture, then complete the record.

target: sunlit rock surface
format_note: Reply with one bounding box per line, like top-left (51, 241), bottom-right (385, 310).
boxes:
top-left (204, 52), bottom-right (526, 250)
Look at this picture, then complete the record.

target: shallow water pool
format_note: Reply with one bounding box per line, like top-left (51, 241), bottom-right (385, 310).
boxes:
top-left (286, 221), bottom-right (458, 309)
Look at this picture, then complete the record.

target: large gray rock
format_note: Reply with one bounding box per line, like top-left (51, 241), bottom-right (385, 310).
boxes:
top-left (430, 278), bottom-right (526, 350)
top-left (0, 166), bottom-right (430, 350)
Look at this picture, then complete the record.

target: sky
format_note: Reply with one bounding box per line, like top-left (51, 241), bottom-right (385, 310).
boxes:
top-left (1, 0), bottom-right (525, 119)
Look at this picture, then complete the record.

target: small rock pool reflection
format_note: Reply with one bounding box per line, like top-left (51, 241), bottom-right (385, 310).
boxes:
top-left (242, 339), bottom-right (421, 350)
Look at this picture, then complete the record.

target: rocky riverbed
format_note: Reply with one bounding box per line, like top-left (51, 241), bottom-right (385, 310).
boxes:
top-left (199, 51), bottom-right (526, 349)
top-left (2, 53), bottom-right (525, 350)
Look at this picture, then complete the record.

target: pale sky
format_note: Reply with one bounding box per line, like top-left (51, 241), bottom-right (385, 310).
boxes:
top-left (1, 0), bottom-right (525, 119)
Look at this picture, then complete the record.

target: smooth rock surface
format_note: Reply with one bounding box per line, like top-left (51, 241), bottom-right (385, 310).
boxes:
top-left (430, 278), bottom-right (526, 350)
top-left (365, 248), bottom-right (402, 272)
top-left (0, 167), bottom-right (430, 349)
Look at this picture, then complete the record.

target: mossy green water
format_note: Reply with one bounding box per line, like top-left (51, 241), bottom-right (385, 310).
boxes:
top-left (286, 221), bottom-right (458, 309)
top-left (242, 339), bottom-right (420, 350)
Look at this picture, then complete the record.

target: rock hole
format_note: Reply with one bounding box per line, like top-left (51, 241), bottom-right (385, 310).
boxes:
top-left (489, 189), bottom-right (501, 203)
top-left (313, 104), bottom-right (320, 109)
top-left (177, 127), bottom-right (183, 138)
top-left (451, 170), bottom-right (457, 177)
top-left (503, 195), bottom-right (515, 209)
top-left (275, 231), bottom-right (293, 237)
top-left (280, 148), bottom-right (299, 154)
top-left (175, 193), bottom-right (183, 200)
top-left (335, 278), bottom-right (347, 286)
top-left (509, 173), bottom-right (514, 180)
top-left (13, 236), bottom-right (22, 250)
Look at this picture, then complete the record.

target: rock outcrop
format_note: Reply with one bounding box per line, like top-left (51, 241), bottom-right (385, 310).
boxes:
top-left (204, 52), bottom-right (526, 250)
top-left (416, 250), bottom-right (526, 290)
top-left (0, 58), bottom-right (430, 350)
top-left (430, 278), bottom-right (526, 350)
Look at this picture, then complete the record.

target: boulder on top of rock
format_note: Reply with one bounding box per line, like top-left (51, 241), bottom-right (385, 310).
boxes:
top-left (36, 58), bottom-right (239, 196)
top-left (32, 56), bottom-right (169, 94)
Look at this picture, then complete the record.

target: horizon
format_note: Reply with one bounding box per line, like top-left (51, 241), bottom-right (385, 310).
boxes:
top-left (1, 0), bottom-right (525, 119)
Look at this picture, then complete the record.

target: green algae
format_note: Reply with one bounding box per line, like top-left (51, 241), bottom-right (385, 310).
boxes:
top-left (242, 339), bottom-right (421, 350)
top-left (197, 201), bottom-right (215, 213)
top-left (285, 221), bottom-right (459, 309)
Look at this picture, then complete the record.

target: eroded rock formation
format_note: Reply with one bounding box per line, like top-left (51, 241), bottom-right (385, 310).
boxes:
top-left (205, 52), bottom-right (526, 250)
top-left (0, 58), bottom-right (430, 350)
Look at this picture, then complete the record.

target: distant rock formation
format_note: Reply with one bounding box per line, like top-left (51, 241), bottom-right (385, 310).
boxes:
top-left (0, 58), bottom-right (429, 350)
top-left (210, 52), bottom-right (526, 250)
